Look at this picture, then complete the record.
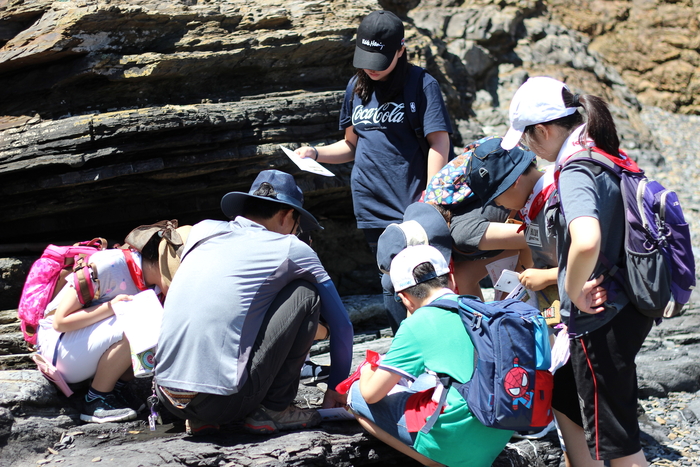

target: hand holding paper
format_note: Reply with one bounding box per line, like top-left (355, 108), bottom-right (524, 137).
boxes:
top-left (280, 145), bottom-right (334, 177)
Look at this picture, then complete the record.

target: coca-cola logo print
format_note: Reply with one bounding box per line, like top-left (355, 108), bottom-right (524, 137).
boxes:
top-left (352, 102), bottom-right (405, 126)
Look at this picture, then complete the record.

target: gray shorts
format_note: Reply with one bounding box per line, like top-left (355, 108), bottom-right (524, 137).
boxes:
top-left (448, 200), bottom-right (510, 262)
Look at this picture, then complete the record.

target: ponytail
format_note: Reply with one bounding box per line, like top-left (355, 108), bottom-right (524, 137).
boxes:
top-left (562, 88), bottom-right (620, 156)
top-left (522, 86), bottom-right (621, 157)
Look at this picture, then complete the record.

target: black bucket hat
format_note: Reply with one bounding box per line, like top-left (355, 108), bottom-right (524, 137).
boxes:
top-left (466, 137), bottom-right (537, 207)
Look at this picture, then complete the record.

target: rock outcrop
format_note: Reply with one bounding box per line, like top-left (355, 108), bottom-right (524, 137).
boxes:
top-left (0, 0), bottom-right (676, 303)
top-left (548, 0), bottom-right (700, 114)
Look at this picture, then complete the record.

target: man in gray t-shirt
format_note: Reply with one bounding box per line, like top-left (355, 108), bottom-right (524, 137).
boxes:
top-left (155, 170), bottom-right (353, 435)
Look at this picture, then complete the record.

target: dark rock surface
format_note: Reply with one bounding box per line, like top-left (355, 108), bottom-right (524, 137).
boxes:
top-left (1, 293), bottom-right (700, 467)
top-left (1, 0), bottom-right (700, 466)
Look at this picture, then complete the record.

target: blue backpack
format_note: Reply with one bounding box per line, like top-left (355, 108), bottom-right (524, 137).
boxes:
top-left (431, 296), bottom-right (554, 432)
top-left (560, 147), bottom-right (696, 318)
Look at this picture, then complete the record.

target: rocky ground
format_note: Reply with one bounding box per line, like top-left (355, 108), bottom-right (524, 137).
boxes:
top-left (2, 287), bottom-right (700, 467)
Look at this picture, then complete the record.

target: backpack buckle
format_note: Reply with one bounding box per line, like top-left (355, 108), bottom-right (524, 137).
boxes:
top-left (471, 313), bottom-right (482, 330)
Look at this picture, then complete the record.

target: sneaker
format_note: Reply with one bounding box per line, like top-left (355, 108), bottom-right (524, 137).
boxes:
top-left (300, 361), bottom-right (331, 385)
top-left (113, 386), bottom-right (146, 413)
top-left (244, 404), bottom-right (321, 434)
top-left (80, 393), bottom-right (137, 423)
top-left (185, 418), bottom-right (220, 436)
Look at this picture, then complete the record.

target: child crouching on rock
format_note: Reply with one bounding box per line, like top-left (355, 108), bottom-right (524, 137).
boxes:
top-left (348, 244), bottom-right (512, 467)
top-left (37, 226), bottom-right (179, 424)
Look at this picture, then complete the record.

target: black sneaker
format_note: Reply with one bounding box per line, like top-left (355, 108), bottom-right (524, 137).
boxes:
top-left (244, 404), bottom-right (321, 434)
top-left (300, 361), bottom-right (331, 385)
top-left (80, 393), bottom-right (137, 423)
top-left (113, 386), bottom-right (146, 413)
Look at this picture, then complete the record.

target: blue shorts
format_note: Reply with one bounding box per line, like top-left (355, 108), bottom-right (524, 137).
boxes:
top-left (348, 373), bottom-right (435, 447)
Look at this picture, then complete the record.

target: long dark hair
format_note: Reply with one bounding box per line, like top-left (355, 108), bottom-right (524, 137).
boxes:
top-left (352, 51), bottom-right (409, 104)
top-left (523, 87), bottom-right (620, 157)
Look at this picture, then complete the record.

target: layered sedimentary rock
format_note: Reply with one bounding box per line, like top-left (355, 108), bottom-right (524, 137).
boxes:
top-left (0, 0), bottom-right (669, 302)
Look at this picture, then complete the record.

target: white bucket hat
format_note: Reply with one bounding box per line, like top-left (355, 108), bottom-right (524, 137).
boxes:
top-left (501, 77), bottom-right (578, 150)
top-left (390, 244), bottom-right (450, 292)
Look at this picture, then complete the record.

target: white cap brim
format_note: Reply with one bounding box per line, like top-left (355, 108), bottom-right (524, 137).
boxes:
top-left (501, 127), bottom-right (523, 150)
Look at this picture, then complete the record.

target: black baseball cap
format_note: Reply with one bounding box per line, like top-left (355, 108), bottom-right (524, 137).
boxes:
top-left (465, 137), bottom-right (537, 207)
top-left (353, 10), bottom-right (404, 71)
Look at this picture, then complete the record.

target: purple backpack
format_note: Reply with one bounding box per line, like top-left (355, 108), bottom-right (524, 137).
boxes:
top-left (560, 148), bottom-right (695, 318)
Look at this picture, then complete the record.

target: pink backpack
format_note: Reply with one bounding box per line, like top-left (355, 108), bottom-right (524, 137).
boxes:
top-left (17, 239), bottom-right (107, 345)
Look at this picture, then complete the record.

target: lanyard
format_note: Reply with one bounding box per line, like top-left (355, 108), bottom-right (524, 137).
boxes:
top-left (518, 169), bottom-right (556, 233)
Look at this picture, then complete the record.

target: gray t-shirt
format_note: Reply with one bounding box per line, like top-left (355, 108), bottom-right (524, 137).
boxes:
top-left (155, 218), bottom-right (330, 395)
top-left (554, 161), bottom-right (629, 336)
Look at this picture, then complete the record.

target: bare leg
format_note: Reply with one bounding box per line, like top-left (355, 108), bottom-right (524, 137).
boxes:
top-left (609, 450), bottom-right (647, 467)
top-left (355, 415), bottom-right (444, 467)
top-left (91, 336), bottom-right (132, 393)
top-left (554, 409), bottom-right (603, 467)
top-left (453, 249), bottom-right (522, 299)
top-left (314, 322), bottom-right (329, 341)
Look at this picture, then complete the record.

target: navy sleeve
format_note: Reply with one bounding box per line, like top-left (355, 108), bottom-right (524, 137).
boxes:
top-left (317, 279), bottom-right (353, 389)
top-left (421, 74), bottom-right (452, 137)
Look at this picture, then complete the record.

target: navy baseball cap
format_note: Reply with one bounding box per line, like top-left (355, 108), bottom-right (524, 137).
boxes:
top-left (377, 202), bottom-right (451, 274)
top-left (353, 10), bottom-right (404, 71)
top-left (465, 137), bottom-right (537, 207)
top-left (221, 170), bottom-right (322, 232)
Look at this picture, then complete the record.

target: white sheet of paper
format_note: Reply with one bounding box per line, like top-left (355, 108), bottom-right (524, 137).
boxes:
top-left (317, 407), bottom-right (355, 421)
top-left (494, 269), bottom-right (521, 293)
top-left (280, 145), bottom-right (335, 177)
top-left (484, 254), bottom-right (519, 285)
top-left (112, 289), bottom-right (164, 353)
top-left (485, 254), bottom-right (519, 300)
top-left (505, 282), bottom-right (539, 309)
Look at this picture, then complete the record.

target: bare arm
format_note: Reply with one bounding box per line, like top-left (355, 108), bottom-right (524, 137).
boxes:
top-left (425, 131), bottom-right (451, 184)
top-left (359, 363), bottom-right (403, 405)
top-left (53, 289), bottom-right (131, 333)
top-left (566, 216), bottom-right (604, 314)
top-left (296, 127), bottom-right (358, 164)
top-left (519, 267), bottom-right (559, 291)
top-left (477, 222), bottom-right (527, 251)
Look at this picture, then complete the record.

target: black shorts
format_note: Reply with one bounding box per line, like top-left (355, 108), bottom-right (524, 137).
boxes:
top-left (552, 303), bottom-right (653, 460)
top-left (448, 200), bottom-right (510, 262)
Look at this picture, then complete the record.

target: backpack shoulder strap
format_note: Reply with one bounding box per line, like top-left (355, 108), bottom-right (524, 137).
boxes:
top-left (180, 231), bottom-right (229, 262)
top-left (122, 249), bottom-right (147, 291)
top-left (73, 263), bottom-right (98, 306)
top-left (429, 297), bottom-right (460, 312)
top-left (561, 147), bottom-right (642, 177)
top-left (404, 65), bottom-right (429, 157)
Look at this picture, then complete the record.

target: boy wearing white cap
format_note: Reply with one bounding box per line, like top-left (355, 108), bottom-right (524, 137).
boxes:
top-left (348, 245), bottom-right (512, 467)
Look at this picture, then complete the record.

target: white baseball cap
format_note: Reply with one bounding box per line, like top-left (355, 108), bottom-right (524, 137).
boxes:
top-left (501, 77), bottom-right (578, 150)
top-left (390, 244), bottom-right (450, 292)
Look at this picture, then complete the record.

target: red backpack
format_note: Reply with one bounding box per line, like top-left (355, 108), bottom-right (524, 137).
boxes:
top-left (17, 238), bottom-right (107, 345)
